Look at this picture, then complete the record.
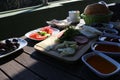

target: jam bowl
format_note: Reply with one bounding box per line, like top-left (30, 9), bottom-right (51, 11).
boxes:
top-left (81, 52), bottom-right (120, 78)
top-left (99, 33), bottom-right (120, 43)
top-left (90, 23), bottom-right (118, 35)
top-left (91, 41), bottom-right (120, 56)
top-left (91, 23), bottom-right (114, 29)
top-left (103, 28), bottom-right (119, 35)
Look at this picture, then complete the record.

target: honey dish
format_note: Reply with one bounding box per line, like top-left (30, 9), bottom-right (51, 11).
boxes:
top-left (91, 23), bottom-right (114, 31)
top-left (99, 33), bottom-right (120, 43)
top-left (102, 28), bottom-right (119, 35)
top-left (81, 52), bottom-right (120, 78)
top-left (90, 23), bottom-right (119, 35)
top-left (91, 41), bottom-right (120, 56)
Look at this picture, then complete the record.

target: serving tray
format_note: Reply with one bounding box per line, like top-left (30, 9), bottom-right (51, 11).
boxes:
top-left (34, 34), bottom-right (96, 63)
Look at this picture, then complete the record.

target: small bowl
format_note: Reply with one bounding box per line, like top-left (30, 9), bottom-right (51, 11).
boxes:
top-left (46, 19), bottom-right (71, 29)
top-left (91, 23), bottom-right (114, 29)
top-left (81, 52), bottom-right (120, 78)
top-left (99, 33), bottom-right (120, 43)
top-left (81, 11), bottom-right (113, 25)
top-left (91, 41), bottom-right (120, 56)
top-left (91, 23), bottom-right (118, 34)
top-left (103, 28), bottom-right (119, 35)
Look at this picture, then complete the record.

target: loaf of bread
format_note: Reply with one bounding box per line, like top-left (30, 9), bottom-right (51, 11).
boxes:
top-left (84, 3), bottom-right (110, 15)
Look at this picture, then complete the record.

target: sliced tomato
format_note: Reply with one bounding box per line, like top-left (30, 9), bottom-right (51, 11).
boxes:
top-left (40, 26), bottom-right (53, 34)
top-left (29, 33), bottom-right (47, 40)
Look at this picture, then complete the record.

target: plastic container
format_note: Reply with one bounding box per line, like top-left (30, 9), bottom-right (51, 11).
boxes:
top-left (91, 23), bottom-right (114, 29)
top-left (103, 28), bottom-right (118, 35)
top-left (99, 33), bottom-right (120, 43)
top-left (81, 52), bottom-right (120, 78)
top-left (91, 41), bottom-right (120, 56)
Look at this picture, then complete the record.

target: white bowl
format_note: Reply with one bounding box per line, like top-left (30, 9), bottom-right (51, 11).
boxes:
top-left (103, 28), bottom-right (119, 35)
top-left (81, 52), bottom-right (120, 78)
top-left (99, 33), bottom-right (120, 43)
top-left (91, 41), bottom-right (120, 56)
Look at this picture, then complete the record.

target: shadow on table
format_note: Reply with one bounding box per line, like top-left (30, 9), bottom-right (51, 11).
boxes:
top-left (0, 49), bottom-right (23, 65)
top-left (30, 50), bottom-right (120, 80)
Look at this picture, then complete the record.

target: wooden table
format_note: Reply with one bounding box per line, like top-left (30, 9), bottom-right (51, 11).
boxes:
top-left (0, 36), bottom-right (120, 80)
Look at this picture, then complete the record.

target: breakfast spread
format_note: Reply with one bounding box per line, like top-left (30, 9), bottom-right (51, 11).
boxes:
top-left (33, 2), bottom-right (120, 65)
top-left (1, 2), bottom-right (120, 80)
top-left (2, 1), bottom-right (120, 80)
top-left (1, 1), bottom-right (120, 78)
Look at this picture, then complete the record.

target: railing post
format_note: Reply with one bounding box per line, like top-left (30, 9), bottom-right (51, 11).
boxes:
top-left (42, 0), bottom-right (48, 6)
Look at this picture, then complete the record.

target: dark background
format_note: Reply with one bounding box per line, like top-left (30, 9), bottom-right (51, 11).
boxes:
top-left (0, 0), bottom-right (60, 12)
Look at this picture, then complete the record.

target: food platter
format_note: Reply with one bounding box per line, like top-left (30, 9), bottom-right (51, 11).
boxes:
top-left (34, 30), bottom-right (96, 63)
top-left (33, 22), bottom-right (119, 62)
top-left (25, 26), bottom-right (60, 41)
top-left (0, 38), bottom-right (27, 58)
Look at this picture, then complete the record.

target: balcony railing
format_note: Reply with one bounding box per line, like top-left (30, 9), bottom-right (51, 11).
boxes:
top-left (0, 0), bottom-right (65, 12)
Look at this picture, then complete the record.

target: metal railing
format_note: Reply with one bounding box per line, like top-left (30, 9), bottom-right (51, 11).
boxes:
top-left (0, 0), bottom-right (61, 12)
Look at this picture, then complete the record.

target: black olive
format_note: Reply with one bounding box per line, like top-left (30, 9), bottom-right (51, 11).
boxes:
top-left (12, 39), bottom-right (18, 42)
top-left (14, 43), bottom-right (20, 48)
top-left (0, 42), bottom-right (6, 49)
top-left (5, 39), bottom-right (11, 44)
top-left (0, 38), bottom-right (20, 56)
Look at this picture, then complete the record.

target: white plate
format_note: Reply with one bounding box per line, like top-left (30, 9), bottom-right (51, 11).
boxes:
top-left (0, 38), bottom-right (27, 58)
top-left (25, 27), bottom-right (60, 41)
top-left (46, 19), bottom-right (71, 28)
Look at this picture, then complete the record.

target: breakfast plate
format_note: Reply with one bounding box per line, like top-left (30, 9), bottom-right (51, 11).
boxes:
top-left (25, 26), bottom-right (60, 41)
top-left (0, 38), bottom-right (27, 58)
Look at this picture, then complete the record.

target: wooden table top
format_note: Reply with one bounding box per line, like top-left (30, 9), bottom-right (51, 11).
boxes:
top-left (0, 35), bottom-right (120, 80)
